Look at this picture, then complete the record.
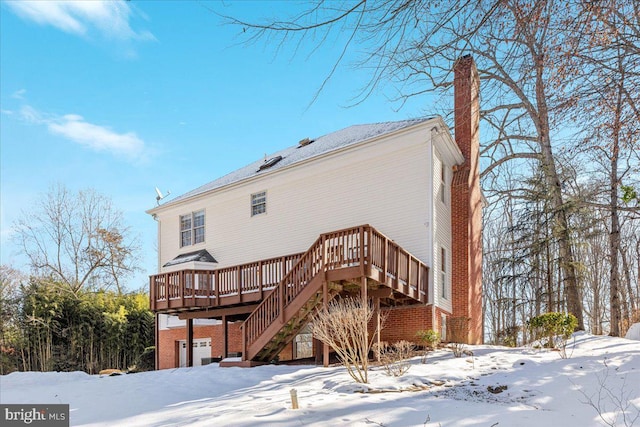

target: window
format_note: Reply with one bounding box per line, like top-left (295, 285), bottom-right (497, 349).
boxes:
top-left (193, 210), bottom-right (205, 243)
top-left (251, 191), bottom-right (266, 216)
top-left (180, 210), bottom-right (205, 247)
top-left (439, 161), bottom-right (447, 204)
top-left (441, 314), bottom-right (447, 342)
top-left (440, 247), bottom-right (447, 299)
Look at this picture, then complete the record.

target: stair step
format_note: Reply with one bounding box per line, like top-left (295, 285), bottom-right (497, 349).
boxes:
top-left (240, 225), bottom-right (427, 364)
top-left (254, 289), bottom-right (342, 362)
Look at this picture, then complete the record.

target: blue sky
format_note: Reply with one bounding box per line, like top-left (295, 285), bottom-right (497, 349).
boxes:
top-left (1, 1), bottom-right (436, 290)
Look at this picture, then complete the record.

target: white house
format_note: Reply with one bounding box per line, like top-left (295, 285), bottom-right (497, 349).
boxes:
top-left (147, 56), bottom-right (483, 369)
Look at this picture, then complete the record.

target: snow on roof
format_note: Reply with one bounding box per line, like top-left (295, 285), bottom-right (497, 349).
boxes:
top-left (164, 117), bottom-right (434, 207)
top-left (162, 249), bottom-right (217, 267)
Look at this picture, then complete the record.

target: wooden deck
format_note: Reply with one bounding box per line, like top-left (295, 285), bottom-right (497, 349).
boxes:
top-left (150, 225), bottom-right (430, 364)
top-left (150, 253), bottom-right (302, 313)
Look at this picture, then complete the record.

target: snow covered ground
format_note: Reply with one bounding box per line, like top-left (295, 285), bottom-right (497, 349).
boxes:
top-left (2, 332), bottom-right (639, 426)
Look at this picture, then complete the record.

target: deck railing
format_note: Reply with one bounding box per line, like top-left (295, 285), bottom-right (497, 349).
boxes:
top-left (150, 225), bottom-right (429, 327)
top-left (150, 254), bottom-right (302, 311)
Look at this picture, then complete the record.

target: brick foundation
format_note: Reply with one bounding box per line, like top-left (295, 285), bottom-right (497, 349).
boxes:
top-left (158, 305), bottom-right (450, 369)
top-left (158, 322), bottom-right (243, 370)
top-left (157, 322), bottom-right (299, 369)
top-left (379, 305), bottom-right (433, 344)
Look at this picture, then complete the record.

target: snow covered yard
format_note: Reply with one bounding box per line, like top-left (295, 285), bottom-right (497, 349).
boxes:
top-left (2, 333), bottom-right (639, 426)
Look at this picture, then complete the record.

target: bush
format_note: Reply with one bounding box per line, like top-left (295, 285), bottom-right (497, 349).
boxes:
top-left (527, 312), bottom-right (578, 349)
top-left (133, 346), bottom-right (155, 372)
top-left (416, 329), bottom-right (440, 350)
top-left (13, 280), bottom-right (155, 373)
top-left (310, 297), bottom-right (384, 384)
top-left (448, 317), bottom-right (470, 358)
top-left (496, 325), bottom-right (520, 347)
top-left (416, 329), bottom-right (440, 363)
top-left (0, 345), bottom-right (19, 374)
top-left (374, 340), bottom-right (414, 377)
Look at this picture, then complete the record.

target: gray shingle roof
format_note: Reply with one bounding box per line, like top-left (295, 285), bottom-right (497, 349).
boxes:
top-left (165, 117), bottom-right (434, 206)
top-left (162, 249), bottom-right (217, 267)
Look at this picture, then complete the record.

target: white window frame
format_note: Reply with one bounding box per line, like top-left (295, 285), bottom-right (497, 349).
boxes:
top-left (440, 246), bottom-right (447, 300)
top-left (180, 210), bottom-right (205, 247)
top-left (439, 161), bottom-right (447, 204)
top-left (251, 191), bottom-right (266, 216)
top-left (441, 314), bottom-right (447, 342)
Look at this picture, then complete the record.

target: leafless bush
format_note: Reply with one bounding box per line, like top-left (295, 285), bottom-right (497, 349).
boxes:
top-left (374, 340), bottom-right (414, 377)
top-left (448, 317), bottom-right (470, 358)
top-left (310, 297), bottom-right (383, 384)
top-left (557, 335), bottom-right (576, 360)
top-left (573, 359), bottom-right (640, 427)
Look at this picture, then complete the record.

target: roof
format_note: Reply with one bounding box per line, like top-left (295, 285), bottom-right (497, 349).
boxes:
top-left (155, 117), bottom-right (436, 209)
top-left (162, 249), bottom-right (217, 267)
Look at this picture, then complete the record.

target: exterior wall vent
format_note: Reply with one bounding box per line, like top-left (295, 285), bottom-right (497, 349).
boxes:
top-left (298, 137), bottom-right (314, 148)
top-left (257, 155), bottom-right (283, 171)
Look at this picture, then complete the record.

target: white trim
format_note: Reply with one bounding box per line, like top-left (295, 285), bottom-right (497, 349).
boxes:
top-left (441, 313), bottom-right (447, 342)
top-left (179, 209), bottom-right (206, 248)
top-left (426, 130), bottom-right (435, 305)
top-left (162, 260), bottom-right (218, 274)
top-left (440, 246), bottom-right (448, 300)
top-left (251, 191), bottom-right (267, 216)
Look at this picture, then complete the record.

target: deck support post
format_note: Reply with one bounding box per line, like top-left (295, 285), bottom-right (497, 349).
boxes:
top-left (186, 318), bottom-right (194, 367)
top-left (322, 280), bottom-right (329, 367)
top-left (241, 324), bottom-right (246, 361)
top-left (361, 276), bottom-right (368, 363)
top-left (222, 315), bottom-right (228, 359)
top-left (373, 296), bottom-right (381, 361)
top-left (314, 338), bottom-right (322, 365)
top-left (155, 313), bottom-right (160, 370)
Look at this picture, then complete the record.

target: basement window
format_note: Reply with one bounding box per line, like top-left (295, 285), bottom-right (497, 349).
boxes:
top-left (251, 191), bottom-right (266, 216)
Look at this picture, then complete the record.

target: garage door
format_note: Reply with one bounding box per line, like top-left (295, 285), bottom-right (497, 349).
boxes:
top-left (178, 338), bottom-right (211, 367)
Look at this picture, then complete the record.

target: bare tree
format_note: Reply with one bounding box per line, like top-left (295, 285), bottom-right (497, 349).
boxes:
top-left (568, 2), bottom-right (640, 336)
top-left (225, 0), bottom-right (640, 329)
top-left (12, 184), bottom-right (139, 295)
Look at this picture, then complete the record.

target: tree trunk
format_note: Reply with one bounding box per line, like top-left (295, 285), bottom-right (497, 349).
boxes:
top-left (607, 40), bottom-right (627, 337)
top-left (621, 246), bottom-right (637, 316)
top-left (533, 49), bottom-right (584, 330)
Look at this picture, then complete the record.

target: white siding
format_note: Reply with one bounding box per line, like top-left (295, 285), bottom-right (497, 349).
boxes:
top-left (158, 314), bottom-right (220, 331)
top-left (156, 126), bottom-right (436, 272)
top-left (432, 149), bottom-right (453, 313)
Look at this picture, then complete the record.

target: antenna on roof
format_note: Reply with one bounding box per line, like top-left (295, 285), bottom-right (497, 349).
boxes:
top-left (155, 187), bottom-right (171, 205)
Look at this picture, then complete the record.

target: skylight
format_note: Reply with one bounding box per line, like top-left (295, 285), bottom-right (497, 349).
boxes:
top-left (257, 155), bottom-right (283, 171)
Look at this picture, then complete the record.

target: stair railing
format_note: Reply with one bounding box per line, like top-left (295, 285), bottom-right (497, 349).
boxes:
top-left (240, 224), bottom-right (429, 360)
top-left (242, 225), bottom-right (370, 356)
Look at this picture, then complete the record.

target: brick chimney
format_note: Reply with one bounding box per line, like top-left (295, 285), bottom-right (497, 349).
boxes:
top-left (451, 55), bottom-right (483, 344)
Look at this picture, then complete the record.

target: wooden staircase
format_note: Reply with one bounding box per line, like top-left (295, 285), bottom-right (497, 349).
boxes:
top-left (237, 225), bottom-right (429, 364)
